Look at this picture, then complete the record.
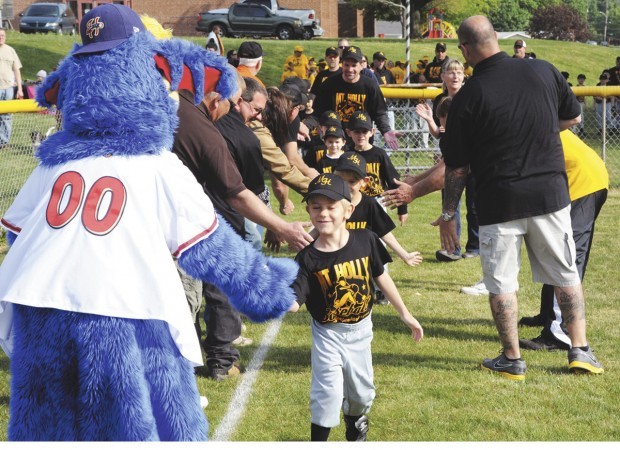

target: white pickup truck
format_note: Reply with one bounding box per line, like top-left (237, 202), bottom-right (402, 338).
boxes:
top-left (208, 0), bottom-right (324, 39)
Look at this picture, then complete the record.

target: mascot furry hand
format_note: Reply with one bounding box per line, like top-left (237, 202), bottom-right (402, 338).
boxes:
top-left (0, 4), bottom-right (297, 441)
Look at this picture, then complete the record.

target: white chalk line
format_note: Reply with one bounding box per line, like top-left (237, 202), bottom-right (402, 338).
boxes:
top-left (212, 318), bottom-right (283, 441)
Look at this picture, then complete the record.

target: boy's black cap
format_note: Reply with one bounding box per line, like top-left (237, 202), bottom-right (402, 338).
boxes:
top-left (323, 126), bottom-right (345, 140)
top-left (435, 42), bottom-right (447, 52)
top-left (342, 46), bottom-right (363, 62)
top-left (346, 110), bottom-right (373, 131)
top-left (238, 41), bottom-right (263, 58)
top-left (335, 151), bottom-right (367, 178)
top-left (373, 51), bottom-right (387, 61)
top-left (320, 110), bottom-right (341, 127)
top-left (304, 173), bottom-right (351, 202)
top-left (279, 83), bottom-right (309, 107)
top-left (325, 46), bottom-right (339, 57)
top-left (578, 73), bottom-right (586, 79)
top-left (281, 76), bottom-right (310, 94)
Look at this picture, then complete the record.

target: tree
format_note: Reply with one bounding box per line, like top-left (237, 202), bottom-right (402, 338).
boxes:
top-left (488, 0), bottom-right (533, 30)
top-left (530, 4), bottom-right (590, 41)
top-left (345, 0), bottom-right (437, 37)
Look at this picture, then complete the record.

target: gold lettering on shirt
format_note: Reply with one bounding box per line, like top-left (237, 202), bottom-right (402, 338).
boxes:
top-left (360, 162), bottom-right (384, 197)
top-left (346, 221), bottom-right (367, 229)
top-left (319, 256), bottom-right (372, 323)
top-left (335, 92), bottom-right (367, 123)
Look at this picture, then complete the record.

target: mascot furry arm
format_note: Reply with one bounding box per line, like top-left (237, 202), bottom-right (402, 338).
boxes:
top-left (0, 4), bottom-right (297, 441)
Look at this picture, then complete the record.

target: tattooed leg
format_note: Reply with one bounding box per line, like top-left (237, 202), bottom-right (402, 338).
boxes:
top-left (489, 292), bottom-right (520, 359)
top-left (554, 284), bottom-right (587, 347)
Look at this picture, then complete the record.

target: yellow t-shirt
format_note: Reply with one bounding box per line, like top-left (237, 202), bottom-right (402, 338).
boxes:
top-left (284, 54), bottom-right (309, 79)
top-left (390, 66), bottom-right (405, 84)
top-left (560, 130), bottom-right (608, 201)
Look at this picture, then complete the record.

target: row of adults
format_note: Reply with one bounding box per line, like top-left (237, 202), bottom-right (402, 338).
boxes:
top-left (186, 26), bottom-right (608, 381)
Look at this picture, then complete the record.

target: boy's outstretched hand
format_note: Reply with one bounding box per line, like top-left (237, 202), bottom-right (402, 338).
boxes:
top-left (402, 251), bottom-right (423, 267)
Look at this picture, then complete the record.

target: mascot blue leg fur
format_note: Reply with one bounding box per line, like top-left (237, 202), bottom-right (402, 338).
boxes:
top-left (9, 305), bottom-right (208, 441)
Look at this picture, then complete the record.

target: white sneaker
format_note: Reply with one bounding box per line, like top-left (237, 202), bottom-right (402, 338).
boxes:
top-left (200, 396), bottom-right (209, 408)
top-left (232, 335), bottom-right (253, 346)
top-left (460, 279), bottom-right (489, 296)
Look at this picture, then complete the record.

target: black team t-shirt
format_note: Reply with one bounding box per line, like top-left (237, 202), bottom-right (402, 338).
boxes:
top-left (347, 194), bottom-right (395, 238)
top-left (293, 229), bottom-right (391, 324)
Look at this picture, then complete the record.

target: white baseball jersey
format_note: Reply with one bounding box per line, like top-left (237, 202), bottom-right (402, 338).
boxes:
top-left (0, 151), bottom-right (218, 366)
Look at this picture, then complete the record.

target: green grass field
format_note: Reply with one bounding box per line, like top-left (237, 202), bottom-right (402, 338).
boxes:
top-left (0, 31), bottom-right (620, 442)
top-left (3, 187), bottom-right (618, 441)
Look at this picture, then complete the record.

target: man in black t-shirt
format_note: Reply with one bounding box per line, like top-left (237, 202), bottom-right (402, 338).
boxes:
top-left (424, 42), bottom-right (448, 83)
top-left (310, 46), bottom-right (342, 96)
top-left (371, 51), bottom-right (395, 85)
top-left (437, 15), bottom-right (603, 379)
top-left (312, 46), bottom-right (400, 150)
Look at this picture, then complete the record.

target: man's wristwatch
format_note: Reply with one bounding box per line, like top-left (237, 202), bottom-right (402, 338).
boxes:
top-left (440, 211), bottom-right (455, 222)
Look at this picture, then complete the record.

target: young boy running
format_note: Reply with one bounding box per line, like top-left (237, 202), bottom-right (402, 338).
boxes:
top-left (335, 151), bottom-right (422, 267)
top-left (289, 173), bottom-right (423, 442)
top-left (317, 125), bottom-right (347, 174)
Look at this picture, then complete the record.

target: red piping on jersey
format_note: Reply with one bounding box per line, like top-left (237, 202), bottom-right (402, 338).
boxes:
top-left (172, 216), bottom-right (218, 259)
top-left (1, 218), bottom-right (21, 234)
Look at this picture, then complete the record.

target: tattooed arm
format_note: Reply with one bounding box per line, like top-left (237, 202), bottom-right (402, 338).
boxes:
top-left (438, 164), bottom-right (469, 254)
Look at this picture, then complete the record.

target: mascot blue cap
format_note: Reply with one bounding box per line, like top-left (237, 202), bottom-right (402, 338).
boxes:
top-left (74, 4), bottom-right (146, 56)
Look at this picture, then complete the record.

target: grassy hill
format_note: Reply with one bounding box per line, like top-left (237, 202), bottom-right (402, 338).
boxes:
top-left (8, 31), bottom-right (619, 87)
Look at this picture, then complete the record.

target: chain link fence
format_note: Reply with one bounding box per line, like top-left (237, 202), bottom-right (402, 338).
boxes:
top-left (1, 89), bottom-right (619, 231)
top-left (376, 86), bottom-right (620, 188)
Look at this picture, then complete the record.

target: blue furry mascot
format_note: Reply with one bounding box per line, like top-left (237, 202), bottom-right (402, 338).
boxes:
top-left (0, 4), bottom-right (297, 441)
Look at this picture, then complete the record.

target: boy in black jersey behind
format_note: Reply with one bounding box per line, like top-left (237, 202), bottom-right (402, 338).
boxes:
top-left (289, 173), bottom-right (423, 442)
top-left (335, 152), bottom-right (422, 266)
top-left (346, 110), bottom-right (408, 226)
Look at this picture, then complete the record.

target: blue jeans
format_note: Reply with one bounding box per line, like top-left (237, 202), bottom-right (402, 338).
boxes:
top-left (0, 87), bottom-right (15, 146)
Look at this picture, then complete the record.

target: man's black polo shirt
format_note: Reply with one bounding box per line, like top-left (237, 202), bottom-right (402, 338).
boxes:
top-left (441, 52), bottom-right (580, 226)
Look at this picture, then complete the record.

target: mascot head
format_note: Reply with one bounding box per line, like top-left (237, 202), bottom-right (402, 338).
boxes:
top-left (35, 4), bottom-right (238, 166)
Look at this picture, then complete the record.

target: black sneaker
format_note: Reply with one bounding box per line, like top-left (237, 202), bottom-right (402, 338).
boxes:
top-left (519, 335), bottom-right (570, 351)
top-left (435, 250), bottom-right (461, 262)
top-left (568, 347), bottom-right (604, 374)
top-left (481, 353), bottom-right (526, 381)
top-left (344, 415), bottom-right (368, 441)
top-left (518, 315), bottom-right (544, 327)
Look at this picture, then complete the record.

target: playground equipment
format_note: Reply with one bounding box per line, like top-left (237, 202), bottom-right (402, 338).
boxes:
top-left (420, 8), bottom-right (456, 39)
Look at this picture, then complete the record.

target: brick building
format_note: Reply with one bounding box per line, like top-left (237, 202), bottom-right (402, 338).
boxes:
top-left (4, 0), bottom-right (373, 38)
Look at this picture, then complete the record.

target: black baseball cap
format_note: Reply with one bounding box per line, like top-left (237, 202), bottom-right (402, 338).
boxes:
top-left (335, 151), bottom-right (367, 178)
top-left (342, 46), bottom-right (363, 62)
top-left (578, 74), bottom-right (586, 79)
top-left (346, 110), bottom-right (373, 131)
top-left (323, 126), bottom-right (345, 140)
top-left (435, 42), bottom-right (447, 52)
top-left (279, 83), bottom-right (308, 107)
top-left (304, 173), bottom-right (351, 202)
top-left (320, 110), bottom-right (341, 127)
top-left (325, 46), bottom-right (339, 57)
top-left (238, 41), bottom-right (263, 58)
top-left (373, 51), bottom-right (387, 61)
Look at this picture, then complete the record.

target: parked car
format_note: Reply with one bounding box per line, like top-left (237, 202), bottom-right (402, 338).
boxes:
top-left (196, 3), bottom-right (305, 40)
top-left (206, 0), bottom-right (324, 40)
top-left (19, 2), bottom-right (77, 35)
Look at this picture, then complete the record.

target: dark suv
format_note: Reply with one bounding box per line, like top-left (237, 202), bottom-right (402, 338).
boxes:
top-left (19, 2), bottom-right (77, 35)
